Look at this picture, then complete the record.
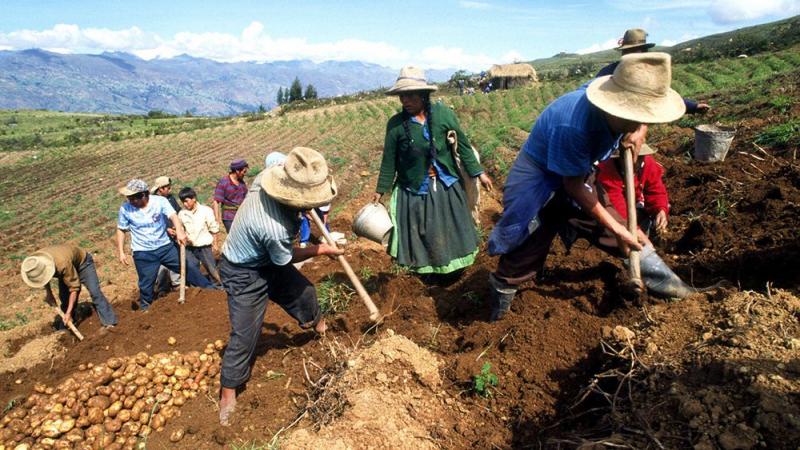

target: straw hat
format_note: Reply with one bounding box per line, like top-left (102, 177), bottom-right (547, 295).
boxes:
top-left (385, 66), bottom-right (438, 96)
top-left (149, 176), bottom-right (171, 194)
top-left (118, 179), bottom-right (149, 196)
top-left (586, 52), bottom-right (685, 124)
top-left (610, 143), bottom-right (657, 158)
top-left (617, 28), bottom-right (656, 51)
top-left (262, 147), bottom-right (337, 209)
top-left (20, 253), bottom-right (55, 288)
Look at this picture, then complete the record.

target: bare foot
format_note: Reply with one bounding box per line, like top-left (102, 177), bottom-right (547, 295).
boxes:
top-left (315, 318), bottom-right (327, 335)
top-left (219, 388), bottom-right (236, 426)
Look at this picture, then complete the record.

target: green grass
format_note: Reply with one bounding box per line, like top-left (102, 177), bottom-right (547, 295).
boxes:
top-left (317, 274), bottom-right (355, 314)
top-left (755, 119), bottom-right (800, 148)
top-left (0, 309), bottom-right (31, 331)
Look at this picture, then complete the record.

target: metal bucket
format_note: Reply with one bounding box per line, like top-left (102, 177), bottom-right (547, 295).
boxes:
top-left (352, 202), bottom-right (393, 246)
top-left (694, 124), bottom-right (735, 162)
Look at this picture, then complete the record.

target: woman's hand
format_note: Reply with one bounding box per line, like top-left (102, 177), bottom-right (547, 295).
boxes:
top-left (478, 173), bottom-right (494, 191)
top-left (371, 193), bottom-right (383, 204)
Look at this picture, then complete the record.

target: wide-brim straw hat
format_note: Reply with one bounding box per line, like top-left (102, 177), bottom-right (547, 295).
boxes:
top-left (385, 66), bottom-right (438, 96)
top-left (118, 179), bottom-right (149, 196)
top-left (21, 253), bottom-right (55, 288)
top-left (262, 147), bottom-right (337, 209)
top-left (610, 143), bottom-right (657, 158)
top-left (587, 52), bottom-right (685, 124)
top-left (617, 28), bottom-right (656, 51)
top-left (149, 176), bottom-right (171, 194)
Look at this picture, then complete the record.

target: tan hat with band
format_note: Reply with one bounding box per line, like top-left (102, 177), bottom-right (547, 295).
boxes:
top-left (587, 52), bottom-right (685, 124)
top-left (262, 147), bottom-right (337, 209)
top-left (610, 143), bottom-right (657, 158)
top-left (385, 66), bottom-right (438, 96)
top-left (617, 28), bottom-right (656, 51)
top-left (21, 253), bottom-right (56, 288)
top-left (150, 176), bottom-right (171, 194)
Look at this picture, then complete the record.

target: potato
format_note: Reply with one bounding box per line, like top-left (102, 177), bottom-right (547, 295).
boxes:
top-left (134, 353), bottom-right (149, 366)
top-left (106, 401), bottom-right (123, 418)
top-left (40, 420), bottom-right (62, 438)
top-left (40, 437), bottom-right (57, 447)
top-left (133, 386), bottom-right (145, 399)
top-left (33, 383), bottom-right (47, 394)
top-left (174, 367), bottom-right (191, 379)
top-left (103, 418), bottom-right (122, 433)
top-left (86, 407), bottom-right (104, 425)
top-left (86, 396), bottom-right (110, 410)
top-left (162, 364), bottom-right (176, 377)
top-left (116, 410), bottom-right (131, 423)
top-left (14, 443), bottom-right (31, 450)
top-left (133, 377), bottom-right (148, 387)
top-left (95, 386), bottom-right (111, 397)
top-left (106, 358), bottom-right (123, 370)
top-left (137, 412), bottom-right (149, 425)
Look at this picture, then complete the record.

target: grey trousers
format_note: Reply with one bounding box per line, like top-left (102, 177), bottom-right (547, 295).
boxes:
top-left (58, 253), bottom-right (118, 326)
top-left (219, 256), bottom-right (321, 389)
top-left (189, 245), bottom-right (221, 284)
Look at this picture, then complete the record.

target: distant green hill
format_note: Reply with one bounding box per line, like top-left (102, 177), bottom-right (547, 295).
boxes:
top-left (530, 14), bottom-right (800, 80)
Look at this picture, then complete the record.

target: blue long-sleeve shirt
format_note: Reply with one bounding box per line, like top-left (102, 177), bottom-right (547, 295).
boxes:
top-left (595, 61), bottom-right (700, 114)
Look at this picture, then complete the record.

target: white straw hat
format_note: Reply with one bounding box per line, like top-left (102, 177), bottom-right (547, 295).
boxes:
top-left (21, 253), bottom-right (55, 288)
top-left (150, 176), bottom-right (171, 194)
top-left (587, 52), bottom-right (685, 124)
top-left (385, 66), bottom-right (438, 96)
top-left (262, 147), bottom-right (337, 209)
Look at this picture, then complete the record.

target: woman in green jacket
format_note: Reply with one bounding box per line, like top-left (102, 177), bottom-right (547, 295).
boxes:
top-left (373, 66), bottom-right (493, 279)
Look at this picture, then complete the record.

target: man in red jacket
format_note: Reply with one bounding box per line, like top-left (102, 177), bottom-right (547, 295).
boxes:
top-left (596, 143), bottom-right (669, 238)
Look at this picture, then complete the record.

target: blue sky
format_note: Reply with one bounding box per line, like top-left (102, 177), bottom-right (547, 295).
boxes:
top-left (0, 0), bottom-right (798, 70)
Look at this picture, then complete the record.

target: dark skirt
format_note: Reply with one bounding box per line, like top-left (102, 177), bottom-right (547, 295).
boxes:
top-left (388, 180), bottom-right (479, 274)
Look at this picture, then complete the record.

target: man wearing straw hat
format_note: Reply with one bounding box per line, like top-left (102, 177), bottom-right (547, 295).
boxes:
top-left (486, 53), bottom-right (687, 321)
top-left (217, 147), bottom-right (341, 426)
top-left (116, 179), bottom-right (214, 311)
top-left (21, 244), bottom-right (118, 330)
top-left (596, 28), bottom-right (710, 114)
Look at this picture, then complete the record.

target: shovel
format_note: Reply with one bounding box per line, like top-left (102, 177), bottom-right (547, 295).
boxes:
top-left (178, 243), bottom-right (186, 304)
top-left (623, 145), bottom-right (643, 292)
top-left (52, 306), bottom-right (84, 341)
top-left (309, 209), bottom-right (381, 322)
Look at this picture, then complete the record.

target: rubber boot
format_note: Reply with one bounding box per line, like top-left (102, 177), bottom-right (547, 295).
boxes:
top-left (638, 244), bottom-right (698, 299)
top-left (488, 273), bottom-right (517, 322)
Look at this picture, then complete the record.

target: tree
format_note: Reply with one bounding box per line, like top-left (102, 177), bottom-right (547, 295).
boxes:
top-left (304, 83), bottom-right (318, 100)
top-left (282, 89), bottom-right (290, 104)
top-left (289, 77), bottom-right (303, 103)
top-left (276, 87), bottom-right (285, 105)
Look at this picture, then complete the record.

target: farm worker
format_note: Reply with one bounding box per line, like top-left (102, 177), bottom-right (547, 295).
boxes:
top-left (116, 179), bottom-right (215, 311)
top-left (298, 205), bottom-right (331, 248)
top-left (373, 66), bottom-right (493, 282)
top-left (178, 187), bottom-right (222, 284)
top-left (595, 144), bottom-right (670, 237)
top-left (20, 245), bottom-right (118, 329)
top-left (151, 176), bottom-right (183, 288)
top-left (486, 53), bottom-right (689, 321)
top-left (596, 28), bottom-right (710, 114)
top-left (217, 147), bottom-right (341, 426)
top-left (213, 159), bottom-right (249, 232)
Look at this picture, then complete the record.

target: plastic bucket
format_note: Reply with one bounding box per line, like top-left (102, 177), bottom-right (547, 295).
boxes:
top-left (694, 124), bottom-right (735, 162)
top-left (352, 202), bottom-right (393, 246)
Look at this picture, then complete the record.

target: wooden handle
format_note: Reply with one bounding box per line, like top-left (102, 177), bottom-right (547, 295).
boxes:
top-left (53, 306), bottom-right (84, 341)
top-left (179, 244), bottom-right (186, 304)
top-left (623, 147), bottom-right (642, 284)
top-left (309, 210), bottom-right (381, 322)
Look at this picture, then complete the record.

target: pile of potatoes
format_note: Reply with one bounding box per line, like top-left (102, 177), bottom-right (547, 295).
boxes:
top-left (0, 340), bottom-right (225, 450)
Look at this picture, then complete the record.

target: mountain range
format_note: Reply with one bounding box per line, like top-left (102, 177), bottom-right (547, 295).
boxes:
top-left (0, 49), bottom-right (455, 116)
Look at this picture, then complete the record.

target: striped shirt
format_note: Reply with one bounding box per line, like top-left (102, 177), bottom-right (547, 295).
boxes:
top-left (222, 189), bottom-right (300, 267)
top-left (213, 175), bottom-right (248, 221)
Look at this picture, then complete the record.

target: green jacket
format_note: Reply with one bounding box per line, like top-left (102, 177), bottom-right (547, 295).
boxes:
top-left (376, 102), bottom-right (483, 193)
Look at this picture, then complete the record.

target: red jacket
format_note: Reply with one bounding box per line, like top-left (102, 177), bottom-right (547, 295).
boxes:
top-left (596, 155), bottom-right (669, 220)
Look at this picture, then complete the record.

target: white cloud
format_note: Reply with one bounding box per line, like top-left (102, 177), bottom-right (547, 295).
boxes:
top-left (576, 38), bottom-right (620, 54)
top-left (708, 0), bottom-right (800, 23)
top-left (660, 33), bottom-right (699, 47)
top-left (459, 1), bottom-right (493, 9)
top-left (0, 22), bottom-right (510, 71)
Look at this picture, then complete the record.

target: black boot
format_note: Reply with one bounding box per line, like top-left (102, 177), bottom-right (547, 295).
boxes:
top-left (489, 273), bottom-right (517, 321)
top-left (638, 244), bottom-right (701, 299)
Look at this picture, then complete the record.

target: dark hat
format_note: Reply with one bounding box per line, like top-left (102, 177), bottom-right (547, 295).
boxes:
top-left (230, 159), bottom-right (249, 171)
top-left (617, 28), bottom-right (656, 51)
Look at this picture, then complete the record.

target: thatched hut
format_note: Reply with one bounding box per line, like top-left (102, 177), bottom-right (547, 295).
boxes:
top-left (486, 63), bottom-right (538, 89)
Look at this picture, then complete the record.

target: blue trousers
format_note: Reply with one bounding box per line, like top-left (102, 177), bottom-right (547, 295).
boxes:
top-left (299, 209), bottom-right (329, 243)
top-left (133, 243), bottom-right (214, 310)
top-left (57, 253), bottom-right (118, 326)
